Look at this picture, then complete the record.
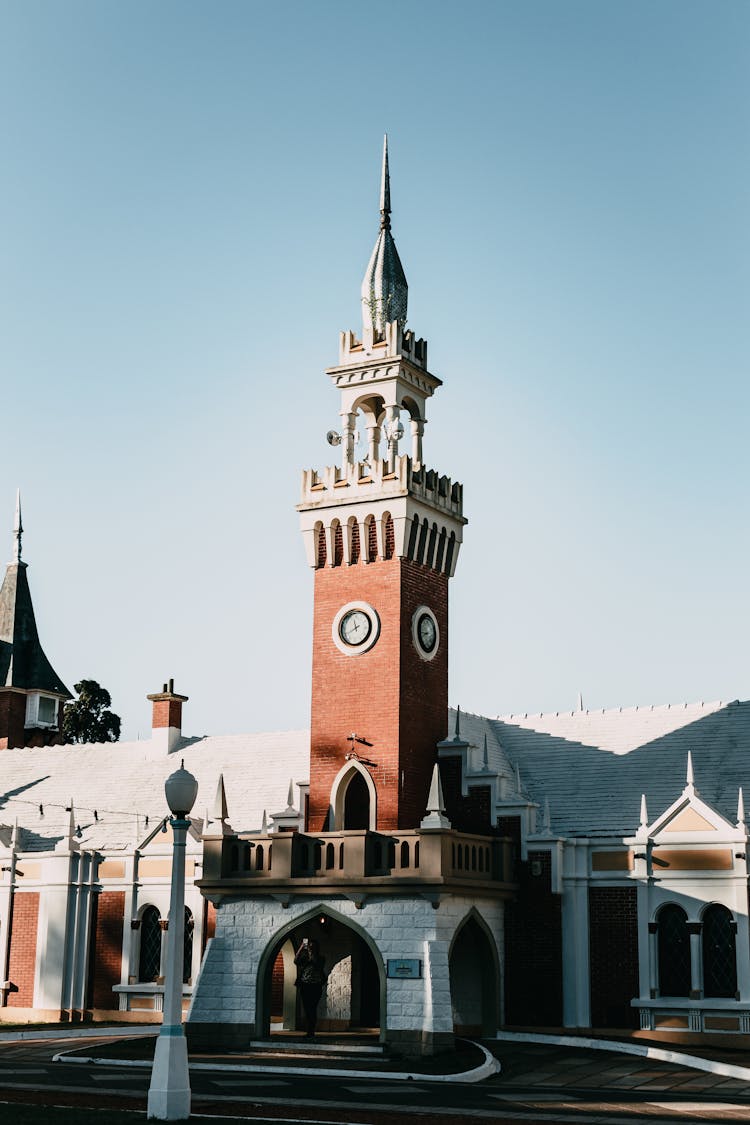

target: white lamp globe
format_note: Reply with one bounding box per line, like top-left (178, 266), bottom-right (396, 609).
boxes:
top-left (164, 763), bottom-right (199, 818)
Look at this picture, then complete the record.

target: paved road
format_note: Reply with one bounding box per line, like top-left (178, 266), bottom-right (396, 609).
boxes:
top-left (2, 1036), bottom-right (750, 1123)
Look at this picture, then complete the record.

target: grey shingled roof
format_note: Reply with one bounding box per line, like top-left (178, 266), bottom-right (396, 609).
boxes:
top-left (0, 562), bottom-right (71, 697)
top-left (486, 700), bottom-right (749, 838)
top-left (0, 730), bottom-right (309, 853)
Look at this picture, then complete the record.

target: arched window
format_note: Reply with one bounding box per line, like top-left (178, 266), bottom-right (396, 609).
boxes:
top-left (343, 771), bottom-right (370, 830)
top-left (384, 515), bottom-right (395, 559)
top-left (183, 908), bottom-right (194, 984)
top-left (333, 521), bottom-right (343, 566)
top-left (400, 840), bottom-right (410, 868)
top-left (703, 904), bottom-right (737, 998)
top-left (325, 842), bottom-right (335, 870)
top-left (417, 519), bottom-right (428, 565)
top-left (138, 906), bottom-right (162, 983)
top-left (367, 516), bottom-right (378, 561)
top-left (316, 524), bottom-right (327, 567)
top-left (657, 904), bottom-right (690, 997)
top-left (350, 520), bottom-right (361, 564)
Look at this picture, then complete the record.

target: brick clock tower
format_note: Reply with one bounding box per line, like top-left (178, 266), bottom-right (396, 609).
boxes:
top-left (299, 139), bottom-right (466, 834)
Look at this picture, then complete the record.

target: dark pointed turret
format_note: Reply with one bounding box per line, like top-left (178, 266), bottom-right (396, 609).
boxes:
top-left (360, 135), bottom-right (408, 336)
top-left (0, 494), bottom-right (70, 749)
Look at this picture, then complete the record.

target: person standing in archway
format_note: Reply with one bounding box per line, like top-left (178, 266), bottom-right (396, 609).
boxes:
top-left (294, 937), bottom-right (326, 1038)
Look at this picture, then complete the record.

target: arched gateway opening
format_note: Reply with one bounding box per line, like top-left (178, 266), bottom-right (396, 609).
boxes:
top-left (449, 911), bottom-right (500, 1037)
top-left (257, 908), bottom-right (385, 1042)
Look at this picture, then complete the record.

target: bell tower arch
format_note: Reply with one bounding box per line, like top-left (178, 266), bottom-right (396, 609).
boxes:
top-left (298, 138), bottom-right (467, 832)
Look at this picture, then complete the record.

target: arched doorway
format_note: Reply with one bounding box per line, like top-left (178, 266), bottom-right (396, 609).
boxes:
top-left (344, 772), bottom-right (370, 830)
top-left (449, 911), bottom-right (500, 1037)
top-left (258, 907), bottom-right (385, 1042)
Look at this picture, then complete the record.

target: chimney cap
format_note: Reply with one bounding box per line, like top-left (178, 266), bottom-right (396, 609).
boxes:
top-left (147, 679), bottom-right (189, 704)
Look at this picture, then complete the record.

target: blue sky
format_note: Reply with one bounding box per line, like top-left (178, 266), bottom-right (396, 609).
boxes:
top-left (1, 1), bottom-right (747, 740)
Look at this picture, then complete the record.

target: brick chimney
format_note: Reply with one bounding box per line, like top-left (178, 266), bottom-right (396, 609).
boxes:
top-left (147, 679), bottom-right (188, 753)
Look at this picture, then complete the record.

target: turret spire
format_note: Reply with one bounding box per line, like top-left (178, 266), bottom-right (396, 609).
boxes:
top-left (12, 490), bottom-right (22, 565)
top-left (379, 134), bottom-right (391, 229)
top-left (361, 135), bottom-right (408, 337)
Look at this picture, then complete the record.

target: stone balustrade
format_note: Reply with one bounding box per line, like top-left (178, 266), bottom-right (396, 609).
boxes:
top-left (199, 828), bottom-right (514, 899)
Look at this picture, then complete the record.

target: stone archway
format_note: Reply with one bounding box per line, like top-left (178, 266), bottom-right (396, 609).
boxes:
top-left (256, 905), bottom-right (386, 1042)
top-left (449, 909), bottom-right (500, 1037)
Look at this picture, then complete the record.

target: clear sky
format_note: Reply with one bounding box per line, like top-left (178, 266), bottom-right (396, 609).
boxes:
top-left (1, 0), bottom-right (747, 741)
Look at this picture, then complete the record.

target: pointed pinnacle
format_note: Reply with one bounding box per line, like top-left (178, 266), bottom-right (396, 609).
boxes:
top-left (686, 750), bottom-right (694, 789)
top-left (454, 706), bottom-right (461, 741)
top-left (738, 787), bottom-right (745, 828)
top-left (13, 489), bottom-right (22, 564)
top-left (640, 793), bottom-right (648, 828)
top-left (379, 134), bottom-right (391, 229)
top-left (287, 779), bottom-right (295, 809)
top-left (213, 774), bottom-right (228, 821)
top-left (260, 809), bottom-right (268, 833)
top-left (482, 732), bottom-right (489, 770)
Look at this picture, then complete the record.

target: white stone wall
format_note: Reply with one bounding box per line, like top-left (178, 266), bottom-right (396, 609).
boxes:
top-left (188, 893), bottom-right (504, 1039)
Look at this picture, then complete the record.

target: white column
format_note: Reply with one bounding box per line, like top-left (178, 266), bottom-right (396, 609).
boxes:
top-left (147, 818), bottom-right (190, 1120)
top-left (735, 914), bottom-right (750, 1001)
top-left (410, 418), bottom-right (425, 466)
top-left (384, 405), bottom-right (400, 472)
top-left (367, 424), bottom-right (381, 464)
top-left (561, 841), bottom-right (590, 1027)
top-left (688, 922), bottom-right (703, 999)
top-left (341, 412), bottom-right (356, 469)
top-left (648, 923), bottom-right (658, 997)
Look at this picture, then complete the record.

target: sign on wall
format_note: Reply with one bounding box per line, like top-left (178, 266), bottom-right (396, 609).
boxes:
top-left (387, 959), bottom-right (422, 979)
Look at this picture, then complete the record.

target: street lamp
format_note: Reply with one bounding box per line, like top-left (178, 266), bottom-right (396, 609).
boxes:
top-left (147, 761), bottom-right (198, 1121)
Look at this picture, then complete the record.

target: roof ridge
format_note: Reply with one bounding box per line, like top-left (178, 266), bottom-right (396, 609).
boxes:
top-left (497, 699), bottom-right (729, 722)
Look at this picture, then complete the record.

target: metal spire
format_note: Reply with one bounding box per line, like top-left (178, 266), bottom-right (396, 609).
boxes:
top-left (379, 134), bottom-right (391, 229)
top-left (361, 135), bottom-right (408, 336)
top-left (12, 490), bottom-right (22, 564)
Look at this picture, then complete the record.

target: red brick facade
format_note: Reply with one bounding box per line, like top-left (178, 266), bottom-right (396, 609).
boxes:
top-left (309, 556), bottom-right (448, 831)
top-left (7, 892), bottom-right (39, 1006)
top-left (90, 891), bottom-right (125, 1009)
top-left (504, 850), bottom-right (563, 1026)
top-left (589, 885), bottom-right (639, 1028)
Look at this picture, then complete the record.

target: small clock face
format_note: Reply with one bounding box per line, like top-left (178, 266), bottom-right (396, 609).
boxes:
top-left (417, 612), bottom-right (437, 653)
top-left (332, 601), bottom-right (380, 655)
top-left (339, 609), bottom-right (372, 647)
top-left (412, 605), bottom-right (439, 660)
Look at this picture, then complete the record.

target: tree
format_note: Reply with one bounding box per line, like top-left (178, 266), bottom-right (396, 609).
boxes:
top-left (62, 679), bottom-right (121, 744)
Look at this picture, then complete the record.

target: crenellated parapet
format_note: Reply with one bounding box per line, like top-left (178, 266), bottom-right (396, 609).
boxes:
top-left (297, 454), bottom-right (466, 574)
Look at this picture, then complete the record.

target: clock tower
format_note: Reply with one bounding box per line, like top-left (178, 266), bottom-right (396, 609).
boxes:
top-left (299, 139), bottom-right (466, 833)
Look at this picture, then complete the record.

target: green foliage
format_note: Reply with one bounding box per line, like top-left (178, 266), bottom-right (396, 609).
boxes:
top-left (62, 679), bottom-right (121, 744)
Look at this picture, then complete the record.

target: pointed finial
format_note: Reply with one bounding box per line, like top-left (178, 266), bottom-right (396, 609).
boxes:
top-left (482, 732), bottom-right (489, 771)
top-left (12, 490), bottom-right (22, 564)
top-left (213, 774), bottom-right (229, 821)
top-left (640, 793), bottom-right (649, 829)
top-left (542, 796), bottom-right (552, 833)
top-left (737, 788), bottom-right (745, 830)
top-left (420, 762), bottom-right (452, 829)
top-left (379, 134), bottom-right (391, 229)
top-left (515, 762), bottom-right (522, 794)
top-left (577, 691), bottom-right (584, 712)
top-left (260, 809), bottom-right (268, 833)
top-left (686, 750), bottom-right (694, 790)
top-left (454, 706), bottom-right (461, 741)
top-left (287, 779), bottom-right (295, 810)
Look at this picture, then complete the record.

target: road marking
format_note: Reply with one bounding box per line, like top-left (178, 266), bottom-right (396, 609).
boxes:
top-left (0, 1067), bottom-right (49, 1074)
top-left (211, 1078), bottom-right (291, 1088)
top-left (90, 1072), bottom-right (147, 1083)
top-left (649, 1102), bottom-right (749, 1113)
top-left (342, 1083), bottom-right (426, 1094)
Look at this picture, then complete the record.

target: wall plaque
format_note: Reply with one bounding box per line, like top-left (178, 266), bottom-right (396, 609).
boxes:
top-left (387, 958), bottom-right (422, 979)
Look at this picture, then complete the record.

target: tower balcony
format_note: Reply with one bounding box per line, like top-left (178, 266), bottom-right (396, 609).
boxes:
top-left (198, 828), bottom-right (516, 903)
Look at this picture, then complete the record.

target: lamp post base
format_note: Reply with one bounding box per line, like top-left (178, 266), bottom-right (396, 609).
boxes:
top-left (147, 1030), bottom-right (191, 1121)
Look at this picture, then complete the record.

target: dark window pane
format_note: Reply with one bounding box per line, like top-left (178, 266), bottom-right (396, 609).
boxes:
top-left (658, 905), bottom-right (690, 997)
top-left (703, 905), bottom-right (736, 998)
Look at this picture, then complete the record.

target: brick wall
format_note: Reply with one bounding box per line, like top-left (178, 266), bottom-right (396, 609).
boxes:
top-left (504, 852), bottom-right (562, 1026)
top-left (90, 891), bottom-right (125, 1009)
top-left (0, 691), bottom-right (30, 750)
top-left (7, 892), bottom-right (39, 1006)
top-left (270, 947), bottom-right (284, 1018)
top-left (589, 885), bottom-right (639, 1028)
top-left (440, 756), bottom-right (493, 832)
top-left (309, 557), bottom-right (448, 832)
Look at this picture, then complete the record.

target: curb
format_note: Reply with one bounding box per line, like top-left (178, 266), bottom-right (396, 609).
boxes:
top-left (0, 1026), bottom-right (158, 1044)
top-left (52, 1037), bottom-right (500, 1084)
top-left (495, 1030), bottom-right (750, 1083)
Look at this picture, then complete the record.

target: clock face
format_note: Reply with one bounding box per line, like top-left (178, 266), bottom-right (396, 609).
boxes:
top-left (417, 612), bottom-right (437, 653)
top-left (412, 605), bottom-right (439, 660)
top-left (332, 601), bottom-right (380, 654)
top-left (339, 609), bottom-right (372, 647)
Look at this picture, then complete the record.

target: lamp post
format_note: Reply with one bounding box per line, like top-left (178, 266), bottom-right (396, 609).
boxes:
top-left (147, 762), bottom-right (198, 1121)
